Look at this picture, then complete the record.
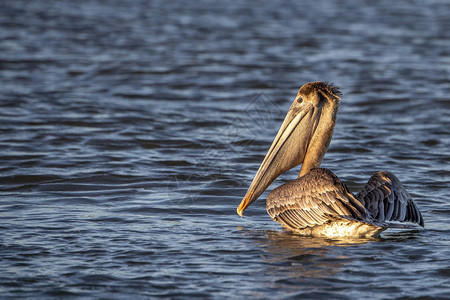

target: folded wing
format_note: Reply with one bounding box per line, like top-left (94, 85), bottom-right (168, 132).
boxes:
top-left (356, 171), bottom-right (424, 227)
top-left (266, 168), bottom-right (369, 231)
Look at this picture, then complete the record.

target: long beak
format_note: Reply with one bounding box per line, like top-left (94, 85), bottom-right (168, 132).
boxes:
top-left (237, 99), bottom-right (318, 216)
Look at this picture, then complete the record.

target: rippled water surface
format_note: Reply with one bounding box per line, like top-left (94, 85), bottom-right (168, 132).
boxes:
top-left (1, 0), bottom-right (449, 298)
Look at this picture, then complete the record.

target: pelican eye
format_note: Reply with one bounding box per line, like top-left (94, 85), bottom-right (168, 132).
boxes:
top-left (297, 97), bottom-right (303, 103)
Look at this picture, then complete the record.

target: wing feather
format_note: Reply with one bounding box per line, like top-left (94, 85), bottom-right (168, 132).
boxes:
top-left (356, 171), bottom-right (424, 227)
top-left (385, 192), bottom-right (395, 220)
top-left (266, 168), bottom-right (368, 231)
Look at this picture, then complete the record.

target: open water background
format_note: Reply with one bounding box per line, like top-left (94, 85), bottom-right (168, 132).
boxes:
top-left (0, 0), bottom-right (449, 298)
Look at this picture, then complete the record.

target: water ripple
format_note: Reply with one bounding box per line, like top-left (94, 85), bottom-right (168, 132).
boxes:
top-left (0, 0), bottom-right (449, 298)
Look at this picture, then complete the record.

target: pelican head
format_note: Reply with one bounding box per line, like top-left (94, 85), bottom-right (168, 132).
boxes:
top-left (237, 82), bottom-right (342, 216)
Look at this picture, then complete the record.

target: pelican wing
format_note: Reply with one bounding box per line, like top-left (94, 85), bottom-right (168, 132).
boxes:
top-left (356, 171), bottom-right (424, 227)
top-left (266, 168), bottom-right (368, 231)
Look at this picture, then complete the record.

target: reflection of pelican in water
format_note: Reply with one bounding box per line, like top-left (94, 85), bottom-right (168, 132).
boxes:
top-left (237, 229), bottom-right (361, 283)
top-left (237, 82), bottom-right (424, 238)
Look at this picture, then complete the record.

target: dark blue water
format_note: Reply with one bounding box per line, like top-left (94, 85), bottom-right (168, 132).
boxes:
top-left (1, 0), bottom-right (449, 298)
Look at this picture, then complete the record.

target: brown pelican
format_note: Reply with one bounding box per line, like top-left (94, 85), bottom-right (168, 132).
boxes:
top-left (237, 82), bottom-right (424, 238)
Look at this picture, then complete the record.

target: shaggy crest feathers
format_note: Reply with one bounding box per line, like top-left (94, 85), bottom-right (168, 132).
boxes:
top-left (301, 81), bottom-right (342, 100)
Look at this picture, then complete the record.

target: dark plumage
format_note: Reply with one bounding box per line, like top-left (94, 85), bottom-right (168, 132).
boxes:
top-left (356, 171), bottom-right (424, 227)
